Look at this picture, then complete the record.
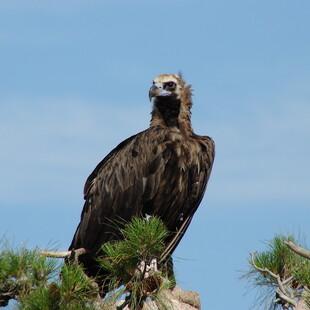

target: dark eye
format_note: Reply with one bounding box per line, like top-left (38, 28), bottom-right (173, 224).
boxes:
top-left (165, 81), bottom-right (176, 90)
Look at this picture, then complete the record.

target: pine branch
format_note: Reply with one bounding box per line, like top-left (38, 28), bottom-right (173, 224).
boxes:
top-left (40, 249), bottom-right (86, 258)
top-left (250, 251), bottom-right (297, 307)
top-left (244, 234), bottom-right (310, 310)
top-left (285, 241), bottom-right (310, 260)
top-left (1, 217), bottom-right (202, 309)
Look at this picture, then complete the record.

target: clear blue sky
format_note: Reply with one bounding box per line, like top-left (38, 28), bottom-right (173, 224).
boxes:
top-left (0, 1), bottom-right (309, 309)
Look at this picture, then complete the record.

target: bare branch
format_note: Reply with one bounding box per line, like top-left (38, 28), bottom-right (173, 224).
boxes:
top-left (40, 248), bottom-right (87, 259)
top-left (250, 252), bottom-right (280, 279)
top-left (285, 241), bottom-right (310, 260)
top-left (250, 252), bottom-right (297, 307)
top-left (275, 288), bottom-right (298, 308)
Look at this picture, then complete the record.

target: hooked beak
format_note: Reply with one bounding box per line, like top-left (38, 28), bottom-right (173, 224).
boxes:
top-left (149, 83), bottom-right (172, 101)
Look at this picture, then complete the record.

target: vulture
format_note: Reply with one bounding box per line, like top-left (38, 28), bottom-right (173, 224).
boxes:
top-left (69, 73), bottom-right (215, 290)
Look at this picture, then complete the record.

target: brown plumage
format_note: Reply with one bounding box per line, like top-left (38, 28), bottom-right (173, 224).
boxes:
top-left (69, 73), bottom-right (215, 288)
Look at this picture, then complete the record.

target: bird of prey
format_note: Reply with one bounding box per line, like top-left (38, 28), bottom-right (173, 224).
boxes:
top-left (69, 73), bottom-right (215, 289)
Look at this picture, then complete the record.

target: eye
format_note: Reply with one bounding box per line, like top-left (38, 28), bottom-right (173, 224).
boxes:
top-left (165, 81), bottom-right (176, 90)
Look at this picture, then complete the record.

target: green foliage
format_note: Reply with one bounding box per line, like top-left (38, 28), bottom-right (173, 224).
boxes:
top-left (243, 234), bottom-right (310, 310)
top-left (0, 217), bottom-right (173, 309)
top-left (249, 235), bottom-right (309, 288)
top-left (122, 216), bottom-right (169, 256)
top-left (60, 263), bottom-right (98, 304)
top-left (18, 284), bottom-right (60, 310)
top-left (0, 241), bottom-right (98, 309)
top-left (18, 264), bottom-right (99, 310)
top-left (99, 216), bottom-right (169, 285)
top-left (99, 216), bottom-right (172, 309)
top-left (0, 243), bottom-right (58, 307)
top-left (0, 245), bottom-right (57, 283)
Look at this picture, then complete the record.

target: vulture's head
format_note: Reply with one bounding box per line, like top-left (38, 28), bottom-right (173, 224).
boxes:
top-left (149, 74), bottom-right (193, 131)
top-left (149, 74), bottom-right (185, 101)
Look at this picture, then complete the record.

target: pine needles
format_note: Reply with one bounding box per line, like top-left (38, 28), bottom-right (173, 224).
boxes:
top-left (243, 234), bottom-right (310, 310)
top-left (0, 217), bottom-right (174, 309)
top-left (98, 216), bottom-right (172, 309)
top-left (100, 217), bottom-right (169, 281)
top-left (0, 241), bottom-right (99, 309)
top-left (0, 244), bottom-right (58, 307)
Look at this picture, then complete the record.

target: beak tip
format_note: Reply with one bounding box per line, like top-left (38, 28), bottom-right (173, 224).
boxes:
top-left (149, 83), bottom-right (172, 101)
top-left (149, 85), bottom-right (159, 102)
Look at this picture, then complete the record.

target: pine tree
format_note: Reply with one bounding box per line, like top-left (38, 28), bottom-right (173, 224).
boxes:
top-left (243, 234), bottom-right (310, 310)
top-left (0, 217), bottom-right (184, 309)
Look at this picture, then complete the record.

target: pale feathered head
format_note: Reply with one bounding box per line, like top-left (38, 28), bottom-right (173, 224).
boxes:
top-left (149, 73), bottom-right (193, 133)
top-left (149, 74), bottom-right (192, 109)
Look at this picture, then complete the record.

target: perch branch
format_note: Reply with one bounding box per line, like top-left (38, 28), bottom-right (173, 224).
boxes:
top-left (41, 248), bottom-right (100, 298)
top-left (40, 248), bottom-right (87, 259)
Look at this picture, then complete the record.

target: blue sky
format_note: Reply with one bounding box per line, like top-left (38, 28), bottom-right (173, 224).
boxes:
top-left (0, 1), bottom-right (309, 309)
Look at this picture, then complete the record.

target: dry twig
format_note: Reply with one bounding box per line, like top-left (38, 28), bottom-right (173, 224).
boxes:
top-left (40, 248), bottom-right (87, 259)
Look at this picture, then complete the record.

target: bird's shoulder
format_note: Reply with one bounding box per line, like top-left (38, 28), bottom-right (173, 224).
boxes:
top-left (193, 134), bottom-right (215, 161)
top-left (83, 126), bottom-right (180, 198)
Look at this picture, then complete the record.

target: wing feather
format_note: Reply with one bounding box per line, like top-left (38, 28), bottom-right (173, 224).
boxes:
top-left (69, 127), bottom-right (215, 266)
top-left (70, 127), bottom-right (171, 251)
